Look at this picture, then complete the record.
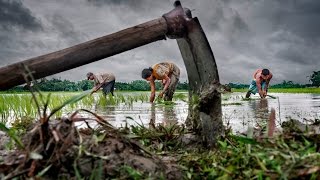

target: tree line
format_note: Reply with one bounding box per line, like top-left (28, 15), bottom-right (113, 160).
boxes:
top-left (8, 78), bottom-right (189, 92)
top-left (6, 70), bottom-right (319, 92)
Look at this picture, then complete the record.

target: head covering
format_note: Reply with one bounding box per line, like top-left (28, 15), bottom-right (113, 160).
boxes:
top-left (86, 72), bottom-right (93, 80)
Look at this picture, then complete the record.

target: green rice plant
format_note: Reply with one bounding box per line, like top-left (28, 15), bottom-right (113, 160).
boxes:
top-left (127, 118), bottom-right (186, 151)
top-left (187, 94), bottom-right (200, 111)
top-left (173, 92), bottom-right (188, 102)
top-left (126, 96), bottom-right (134, 106)
top-left (133, 95), bottom-right (138, 102)
top-left (120, 165), bottom-right (143, 180)
top-left (97, 94), bottom-right (117, 106)
top-left (106, 93), bottom-right (120, 103)
top-left (11, 116), bottom-right (34, 133)
top-left (155, 100), bottom-right (176, 108)
top-left (118, 94), bottom-right (126, 103)
top-left (0, 122), bottom-right (24, 149)
top-left (89, 159), bottom-right (103, 180)
top-left (16, 94), bottom-right (38, 119)
top-left (23, 96), bottom-right (35, 118)
top-left (138, 93), bottom-right (148, 102)
top-left (81, 95), bottom-right (95, 107)
top-left (107, 94), bottom-right (117, 105)
top-left (47, 91), bottom-right (92, 120)
top-left (36, 165), bottom-right (53, 178)
top-left (0, 95), bottom-right (10, 123)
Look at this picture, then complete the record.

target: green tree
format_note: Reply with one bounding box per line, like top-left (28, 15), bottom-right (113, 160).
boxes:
top-left (308, 71), bottom-right (320, 87)
top-left (271, 80), bottom-right (304, 88)
top-left (130, 80), bottom-right (150, 91)
top-left (77, 80), bottom-right (94, 91)
top-left (177, 81), bottom-right (189, 90)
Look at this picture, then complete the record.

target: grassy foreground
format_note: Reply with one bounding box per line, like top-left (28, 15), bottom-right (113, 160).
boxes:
top-left (1, 90), bottom-right (320, 179)
top-left (2, 120), bottom-right (320, 179)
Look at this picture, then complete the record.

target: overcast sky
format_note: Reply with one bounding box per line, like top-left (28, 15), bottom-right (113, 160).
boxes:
top-left (1, 0), bottom-right (319, 84)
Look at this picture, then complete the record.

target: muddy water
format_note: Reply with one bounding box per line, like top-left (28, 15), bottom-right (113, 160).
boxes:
top-left (75, 92), bottom-right (189, 129)
top-left (222, 92), bottom-right (320, 133)
top-left (75, 92), bottom-right (320, 134)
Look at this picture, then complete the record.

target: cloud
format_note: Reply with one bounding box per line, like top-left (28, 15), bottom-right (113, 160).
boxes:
top-left (0, 0), bottom-right (319, 85)
top-left (0, 0), bottom-right (42, 30)
top-left (47, 14), bottom-right (89, 46)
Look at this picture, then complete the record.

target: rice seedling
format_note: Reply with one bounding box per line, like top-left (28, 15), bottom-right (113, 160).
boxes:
top-left (127, 96), bottom-right (135, 106)
top-left (120, 165), bottom-right (144, 180)
top-left (11, 116), bottom-right (34, 133)
top-left (138, 93), bottom-right (149, 102)
top-left (124, 118), bottom-right (186, 152)
top-left (81, 95), bottom-right (95, 107)
top-left (173, 92), bottom-right (188, 102)
top-left (0, 122), bottom-right (24, 149)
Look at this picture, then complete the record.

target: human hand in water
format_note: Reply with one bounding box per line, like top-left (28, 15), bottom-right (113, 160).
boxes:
top-left (258, 90), bottom-right (264, 98)
top-left (161, 79), bottom-right (166, 86)
top-left (158, 91), bottom-right (164, 98)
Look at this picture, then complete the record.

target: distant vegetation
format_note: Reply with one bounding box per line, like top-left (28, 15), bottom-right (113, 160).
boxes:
top-left (6, 78), bottom-right (189, 92)
top-left (228, 80), bottom-right (313, 90)
top-left (4, 70), bottom-right (319, 92)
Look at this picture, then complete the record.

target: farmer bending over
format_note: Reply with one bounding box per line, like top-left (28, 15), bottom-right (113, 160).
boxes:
top-left (141, 62), bottom-right (180, 103)
top-left (86, 72), bottom-right (116, 97)
top-left (246, 69), bottom-right (273, 98)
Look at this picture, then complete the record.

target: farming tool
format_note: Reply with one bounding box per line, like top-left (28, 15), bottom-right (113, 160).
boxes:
top-left (0, 1), bottom-right (222, 148)
top-left (267, 94), bottom-right (277, 99)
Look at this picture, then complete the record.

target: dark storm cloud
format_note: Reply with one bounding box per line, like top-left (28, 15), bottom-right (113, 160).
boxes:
top-left (0, 0), bottom-right (89, 67)
top-left (87, 0), bottom-right (142, 5)
top-left (0, 0), bottom-right (42, 30)
top-left (192, 0), bottom-right (320, 83)
top-left (48, 14), bottom-right (88, 46)
top-left (0, 0), bottom-right (43, 65)
top-left (248, 0), bottom-right (320, 41)
top-left (86, 0), bottom-right (171, 6)
top-left (0, 0), bottom-right (319, 84)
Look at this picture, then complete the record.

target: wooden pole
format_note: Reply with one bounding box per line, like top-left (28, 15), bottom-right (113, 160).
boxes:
top-left (0, 18), bottom-right (168, 90)
top-left (176, 16), bottom-right (223, 148)
top-left (0, 0), bottom-right (189, 90)
top-left (0, 0), bottom-right (224, 148)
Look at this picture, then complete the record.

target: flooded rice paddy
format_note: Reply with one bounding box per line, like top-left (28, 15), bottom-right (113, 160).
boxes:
top-left (1, 92), bottom-right (319, 134)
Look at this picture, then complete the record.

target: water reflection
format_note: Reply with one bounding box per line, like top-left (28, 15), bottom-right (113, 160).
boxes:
top-left (3, 92), bottom-right (318, 134)
top-left (162, 105), bottom-right (179, 126)
top-left (311, 94), bottom-right (320, 108)
top-left (149, 103), bottom-right (179, 127)
top-left (247, 99), bottom-right (270, 135)
top-left (248, 99), bottom-right (269, 122)
top-left (149, 103), bottom-right (156, 128)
